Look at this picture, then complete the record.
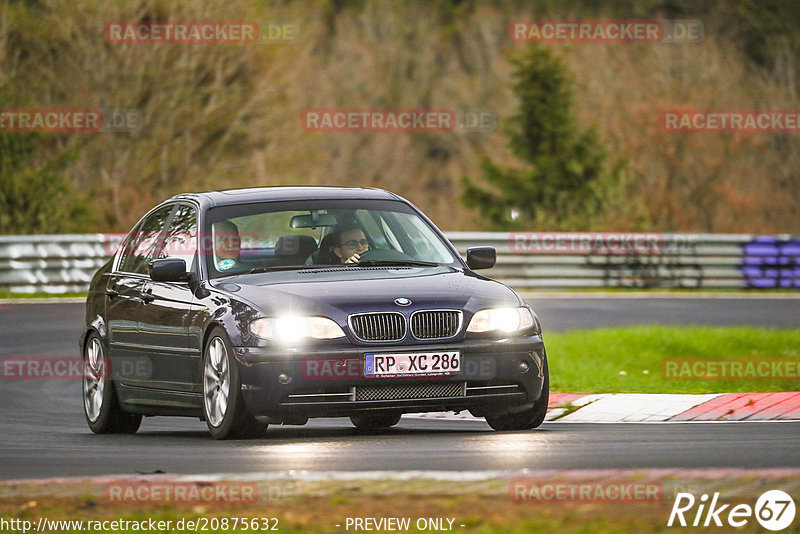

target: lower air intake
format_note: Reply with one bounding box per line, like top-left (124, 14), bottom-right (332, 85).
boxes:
top-left (354, 382), bottom-right (466, 401)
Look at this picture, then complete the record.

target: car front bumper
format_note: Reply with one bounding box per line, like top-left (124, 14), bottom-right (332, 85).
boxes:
top-left (234, 335), bottom-right (546, 419)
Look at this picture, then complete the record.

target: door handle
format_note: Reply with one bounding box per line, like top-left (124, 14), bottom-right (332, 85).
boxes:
top-left (105, 288), bottom-right (119, 299)
top-left (140, 288), bottom-right (155, 304)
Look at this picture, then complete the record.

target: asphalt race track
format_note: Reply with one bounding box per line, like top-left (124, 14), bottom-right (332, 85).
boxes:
top-left (1, 298), bottom-right (798, 481)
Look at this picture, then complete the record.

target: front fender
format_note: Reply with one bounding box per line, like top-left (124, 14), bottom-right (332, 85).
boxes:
top-left (192, 289), bottom-right (262, 356)
top-left (79, 314), bottom-right (108, 355)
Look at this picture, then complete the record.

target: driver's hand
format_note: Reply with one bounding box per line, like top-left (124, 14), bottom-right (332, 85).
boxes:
top-left (344, 253), bottom-right (361, 264)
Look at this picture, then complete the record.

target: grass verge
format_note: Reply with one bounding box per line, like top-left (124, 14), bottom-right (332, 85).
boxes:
top-left (2, 475), bottom-right (798, 533)
top-left (547, 326), bottom-right (800, 394)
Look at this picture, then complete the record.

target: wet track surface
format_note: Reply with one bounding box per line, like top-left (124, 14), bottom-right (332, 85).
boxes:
top-left (1, 298), bottom-right (798, 480)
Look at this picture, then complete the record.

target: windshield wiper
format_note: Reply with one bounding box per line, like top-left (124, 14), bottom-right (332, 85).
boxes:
top-left (247, 260), bottom-right (439, 273)
top-left (356, 260), bottom-right (439, 267)
top-left (249, 264), bottom-right (346, 274)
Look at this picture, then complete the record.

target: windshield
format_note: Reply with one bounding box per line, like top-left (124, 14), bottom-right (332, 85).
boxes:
top-left (204, 199), bottom-right (459, 278)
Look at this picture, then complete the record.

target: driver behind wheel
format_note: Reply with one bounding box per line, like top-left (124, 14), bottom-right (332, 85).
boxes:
top-left (333, 226), bottom-right (370, 264)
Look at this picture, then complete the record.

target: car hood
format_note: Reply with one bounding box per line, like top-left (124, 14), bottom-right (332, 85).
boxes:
top-left (209, 266), bottom-right (522, 318)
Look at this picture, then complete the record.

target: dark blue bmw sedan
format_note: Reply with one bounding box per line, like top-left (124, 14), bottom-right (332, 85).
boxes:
top-left (81, 187), bottom-right (548, 439)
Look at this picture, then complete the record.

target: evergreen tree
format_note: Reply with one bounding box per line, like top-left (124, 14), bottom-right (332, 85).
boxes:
top-left (462, 44), bottom-right (622, 230)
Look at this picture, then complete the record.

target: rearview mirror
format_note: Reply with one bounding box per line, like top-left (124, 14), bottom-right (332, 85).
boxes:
top-left (466, 247), bottom-right (496, 270)
top-left (149, 258), bottom-right (189, 282)
top-left (290, 212), bottom-right (339, 229)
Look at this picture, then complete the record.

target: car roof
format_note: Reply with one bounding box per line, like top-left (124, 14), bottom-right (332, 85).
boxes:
top-left (170, 186), bottom-right (401, 208)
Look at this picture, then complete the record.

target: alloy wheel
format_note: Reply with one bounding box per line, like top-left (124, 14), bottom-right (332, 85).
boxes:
top-left (203, 337), bottom-right (230, 427)
top-left (83, 337), bottom-right (106, 422)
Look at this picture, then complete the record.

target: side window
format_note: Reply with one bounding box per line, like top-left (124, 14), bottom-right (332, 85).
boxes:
top-left (118, 205), bottom-right (175, 274)
top-left (116, 226), bottom-right (141, 272)
top-left (158, 205), bottom-right (198, 273)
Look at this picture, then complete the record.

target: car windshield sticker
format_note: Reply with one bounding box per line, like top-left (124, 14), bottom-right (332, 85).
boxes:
top-left (217, 259), bottom-right (236, 271)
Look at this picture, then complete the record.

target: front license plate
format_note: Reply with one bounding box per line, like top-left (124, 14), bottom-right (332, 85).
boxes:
top-left (364, 351), bottom-right (460, 378)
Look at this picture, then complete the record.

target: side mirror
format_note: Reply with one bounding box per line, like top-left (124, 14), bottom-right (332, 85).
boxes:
top-left (466, 247), bottom-right (496, 270)
top-left (149, 258), bottom-right (189, 283)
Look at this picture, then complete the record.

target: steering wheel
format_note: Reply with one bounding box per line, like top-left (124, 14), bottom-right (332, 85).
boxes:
top-left (356, 248), bottom-right (413, 262)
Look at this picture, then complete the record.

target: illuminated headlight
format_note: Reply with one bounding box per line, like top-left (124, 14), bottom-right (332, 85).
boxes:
top-left (466, 307), bottom-right (538, 334)
top-left (250, 316), bottom-right (346, 342)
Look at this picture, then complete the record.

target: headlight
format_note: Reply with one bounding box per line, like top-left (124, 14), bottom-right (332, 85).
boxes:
top-left (466, 307), bottom-right (538, 334)
top-left (250, 316), bottom-right (345, 342)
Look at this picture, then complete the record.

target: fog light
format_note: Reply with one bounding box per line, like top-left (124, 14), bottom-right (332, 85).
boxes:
top-left (278, 372), bottom-right (292, 385)
top-left (518, 361), bottom-right (530, 373)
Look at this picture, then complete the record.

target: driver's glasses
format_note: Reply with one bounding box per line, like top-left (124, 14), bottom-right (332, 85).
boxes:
top-left (341, 239), bottom-right (369, 248)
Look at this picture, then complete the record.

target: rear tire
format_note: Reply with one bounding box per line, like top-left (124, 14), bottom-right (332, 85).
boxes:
top-left (202, 327), bottom-right (267, 440)
top-left (83, 333), bottom-right (142, 434)
top-left (350, 412), bottom-right (402, 431)
top-left (485, 354), bottom-right (549, 431)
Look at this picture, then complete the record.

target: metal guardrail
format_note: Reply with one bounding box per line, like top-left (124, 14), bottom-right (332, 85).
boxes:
top-left (0, 232), bottom-right (797, 293)
top-left (0, 234), bottom-right (114, 294)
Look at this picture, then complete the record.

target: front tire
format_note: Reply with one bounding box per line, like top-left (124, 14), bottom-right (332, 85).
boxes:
top-left (202, 327), bottom-right (267, 440)
top-left (83, 333), bottom-right (142, 434)
top-left (485, 354), bottom-right (549, 431)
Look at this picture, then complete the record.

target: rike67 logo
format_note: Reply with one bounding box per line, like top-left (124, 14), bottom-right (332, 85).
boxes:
top-left (668, 490), bottom-right (796, 531)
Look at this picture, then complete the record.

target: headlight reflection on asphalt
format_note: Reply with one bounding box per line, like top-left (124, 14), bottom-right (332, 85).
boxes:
top-left (468, 432), bottom-right (556, 457)
top-left (251, 441), bottom-right (338, 467)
